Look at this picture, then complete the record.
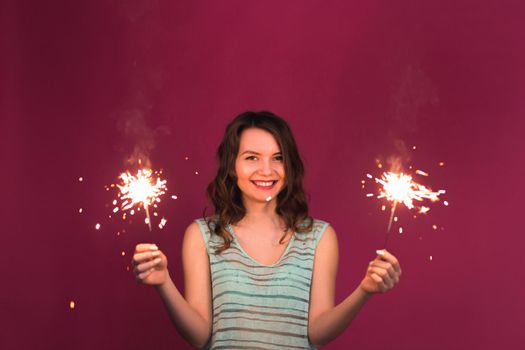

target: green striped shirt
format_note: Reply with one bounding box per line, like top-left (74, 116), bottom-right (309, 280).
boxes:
top-left (196, 218), bottom-right (329, 350)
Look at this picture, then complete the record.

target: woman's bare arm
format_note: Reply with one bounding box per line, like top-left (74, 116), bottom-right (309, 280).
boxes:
top-left (133, 222), bottom-right (212, 348)
top-left (307, 226), bottom-right (401, 347)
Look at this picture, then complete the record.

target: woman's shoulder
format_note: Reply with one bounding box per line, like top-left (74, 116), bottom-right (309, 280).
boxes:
top-left (294, 217), bottom-right (330, 246)
top-left (193, 216), bottom-right (218, 233)
top-left (194, 215), bottom-right (220, 225)
top-left (193, 216), bottom-right (226, 245)
top-left (296, 217), bottom-right (329, 232)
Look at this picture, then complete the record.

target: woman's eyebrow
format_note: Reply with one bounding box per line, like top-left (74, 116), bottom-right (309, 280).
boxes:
top-left (240, 150), bottom-right (282, 155)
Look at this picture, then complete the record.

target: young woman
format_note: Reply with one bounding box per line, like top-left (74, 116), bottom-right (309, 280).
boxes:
top-left (132, 111), bottom-right (402, 349)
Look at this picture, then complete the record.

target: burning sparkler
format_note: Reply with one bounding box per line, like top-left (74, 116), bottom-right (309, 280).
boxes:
top-left (114, 168), bottom-right (167, 231)
top-left (366, 169), bottom-right (445, 247)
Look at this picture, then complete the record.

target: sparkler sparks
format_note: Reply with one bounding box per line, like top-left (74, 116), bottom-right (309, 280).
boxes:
top-left (376, 172), bottom-right (441, 211)
top-left (365, 167), bottom-right (447, 247)
top-left (376, 171), bottom-right (443, 239)
top-left (158, 217), bottom-right (167, 229)
top-left (114, 169), bottom-right (167, 231)
top-left (419, 206), bottom-right (430, 214)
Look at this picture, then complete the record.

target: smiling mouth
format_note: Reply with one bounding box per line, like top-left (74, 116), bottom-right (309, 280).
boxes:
top-left (251, 180), bottom-right (277, 189)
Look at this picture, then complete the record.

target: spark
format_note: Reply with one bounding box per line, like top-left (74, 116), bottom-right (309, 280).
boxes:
top-left (121, 251), bottom-right (126, 256)
top-left (158, 217), bottom-right (167, 229)
top-left (78, 208), bottom-right (83, 213)
top-left (69, 300), bottom-right (75, 309)
top-left (115, 169), bottom-right (167, 231)
top-left (265, 196), bottom-right (272, 202)
top-left (78, 177), bottom-right (83, 182)
top-left (363, 155), bottom-right (448, 249)
top-left (419, 206), bottom-right (430, 214)
top-left (376, 172), bottom-right (442, 211)
top-left (372, 171), bottom-right (445, 246)
top-left (171, 195), bottom-right (178, 199)
top-left (95, 223), bottom-right (101, 230)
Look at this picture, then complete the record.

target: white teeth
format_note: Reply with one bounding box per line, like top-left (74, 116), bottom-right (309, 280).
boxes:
top-left (254, 181), bottom-right (274, 187)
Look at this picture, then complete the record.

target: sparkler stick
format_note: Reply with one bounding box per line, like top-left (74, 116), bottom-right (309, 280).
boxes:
top-left (144, 203), bottom-right (152, 231)
top-left (384, 200), bottom-right (398, 248)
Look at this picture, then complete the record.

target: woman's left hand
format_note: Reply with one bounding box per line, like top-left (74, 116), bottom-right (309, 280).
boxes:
top-left (359, 249), bottom-right (402, 295)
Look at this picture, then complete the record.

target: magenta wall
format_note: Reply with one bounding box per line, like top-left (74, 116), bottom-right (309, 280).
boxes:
top-left (2, 1), bottom-right (524, 349)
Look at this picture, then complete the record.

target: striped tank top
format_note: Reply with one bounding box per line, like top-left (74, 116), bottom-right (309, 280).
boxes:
top-left (196, 218), bottom-right (329, 350)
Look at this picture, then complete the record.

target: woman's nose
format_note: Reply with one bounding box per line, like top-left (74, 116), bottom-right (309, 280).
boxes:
top-left (258, 159), bottom-right (273, 175)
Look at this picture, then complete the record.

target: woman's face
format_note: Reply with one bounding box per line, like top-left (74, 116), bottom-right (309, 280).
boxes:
top-left (235, 128), bottom-right (286, 204)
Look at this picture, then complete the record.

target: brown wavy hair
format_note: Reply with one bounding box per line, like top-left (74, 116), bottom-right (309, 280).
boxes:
top-left (205, 111), bottom-right (313, 254)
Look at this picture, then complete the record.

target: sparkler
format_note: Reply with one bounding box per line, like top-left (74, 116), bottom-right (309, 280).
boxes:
top-left (114, 168), bottom-right (167, 231)
top-left (368, 170), bottom-right (445, 247)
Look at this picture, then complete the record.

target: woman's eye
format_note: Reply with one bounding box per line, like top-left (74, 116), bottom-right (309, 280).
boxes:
top-left (244, 155), bottom-right (282, 161)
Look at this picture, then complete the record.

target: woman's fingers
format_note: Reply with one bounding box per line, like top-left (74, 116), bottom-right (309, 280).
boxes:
top-left (136, 268), bottom-right (155, 281)
top-left (135, 243), bottom-right (159, 253)
top-left (133, 257), bottom-right (162, 274)
top-left (370, 259), bottom-right (399, 283)
top-left (368, 266), bottom-right (394, 290)
top-left (132, 243), bottom-right (161, 268)
top-left (376, 249), bottom-right (402, 276)
top-left (365, 249), bottom-right (403, 293)
top-left (131, 243), bottom-right (168, 285)
top-left (370, 273), bottom-right (387, 292)
top-left (132, 250), bottom-right (161, 266)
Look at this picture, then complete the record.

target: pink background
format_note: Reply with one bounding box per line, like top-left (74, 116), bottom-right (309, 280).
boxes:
top-left (2, 1), bottom-right (524, 349)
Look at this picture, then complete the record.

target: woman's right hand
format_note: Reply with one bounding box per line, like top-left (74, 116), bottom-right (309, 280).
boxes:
top-left (132, 243), bottom-right (169, 286)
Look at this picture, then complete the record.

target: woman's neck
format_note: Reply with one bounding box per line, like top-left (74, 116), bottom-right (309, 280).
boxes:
top-left (237, 197), bottom-right (285, 232)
